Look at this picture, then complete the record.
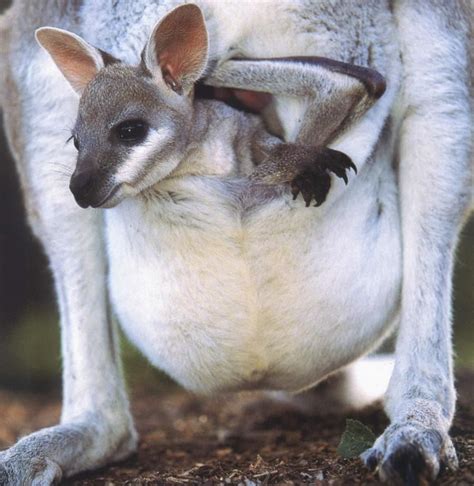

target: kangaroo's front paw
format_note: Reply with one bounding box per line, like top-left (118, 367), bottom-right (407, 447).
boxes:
top-left (290, 149), bottom-right (356, 207)
top-left (361, 422), bottom-right (458, 484)
top-left (0, 453), bottom-right (62, 486)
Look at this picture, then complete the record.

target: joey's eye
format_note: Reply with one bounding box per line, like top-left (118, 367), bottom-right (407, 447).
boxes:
top-left (115, 120), bottom-right (148, 144)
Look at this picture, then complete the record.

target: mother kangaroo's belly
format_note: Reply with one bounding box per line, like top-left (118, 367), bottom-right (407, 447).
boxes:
top-left (106, 172), bottom-right (401, 394)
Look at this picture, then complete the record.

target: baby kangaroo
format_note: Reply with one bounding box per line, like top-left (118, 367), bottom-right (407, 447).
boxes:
top-left (36, 4), bottom-right (359, 210)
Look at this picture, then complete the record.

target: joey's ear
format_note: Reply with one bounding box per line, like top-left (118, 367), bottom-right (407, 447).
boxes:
top-left (143, 4), bottom-right (208, 95)
top-left (36, 27), bottom-right (114, 95)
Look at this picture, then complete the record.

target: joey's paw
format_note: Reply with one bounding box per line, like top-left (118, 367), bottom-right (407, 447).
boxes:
top-left (361, 423), bottom-right (457, 485)
top-left (0, 452), bottom-right (62, 485)
top-left (291, 149), bottom-right (356, 207)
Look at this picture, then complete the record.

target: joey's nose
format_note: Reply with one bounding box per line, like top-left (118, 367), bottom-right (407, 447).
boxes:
top-left (70, 168), bottom-right (95, 208)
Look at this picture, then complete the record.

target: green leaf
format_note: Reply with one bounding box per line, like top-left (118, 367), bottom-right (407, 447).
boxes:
top-left (337, 419), bottom-right (376, 459)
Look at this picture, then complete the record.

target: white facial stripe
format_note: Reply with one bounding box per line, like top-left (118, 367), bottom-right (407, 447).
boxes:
top-left (114, 127), bottom-right (173, 184)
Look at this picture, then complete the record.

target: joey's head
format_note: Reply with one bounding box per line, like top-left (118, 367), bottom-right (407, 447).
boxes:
top-left (36, 4), bottom-right (209, 208)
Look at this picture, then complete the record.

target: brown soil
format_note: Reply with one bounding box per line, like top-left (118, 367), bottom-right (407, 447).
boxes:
top-left (1, 372), bottom-right (473, 485)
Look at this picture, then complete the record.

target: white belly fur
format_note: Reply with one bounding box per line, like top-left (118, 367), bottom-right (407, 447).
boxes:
top-left (106, 158), bottom-right (401, 394)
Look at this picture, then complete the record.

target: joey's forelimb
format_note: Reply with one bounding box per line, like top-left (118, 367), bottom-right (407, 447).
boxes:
top-left (251, 143), bottom-right (357, 207)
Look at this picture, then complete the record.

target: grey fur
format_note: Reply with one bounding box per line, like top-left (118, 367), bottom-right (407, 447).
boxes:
top-left (37, 11), bottom-right (368, 209)
top-left (0, 1), bottom-right (471, 484)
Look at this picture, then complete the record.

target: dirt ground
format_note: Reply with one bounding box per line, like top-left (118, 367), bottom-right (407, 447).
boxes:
top-left (0, 372), bottom-right (473, 485)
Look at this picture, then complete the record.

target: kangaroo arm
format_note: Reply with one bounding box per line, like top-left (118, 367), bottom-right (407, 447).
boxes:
top-left (204, 56), bottom-right (386, 147)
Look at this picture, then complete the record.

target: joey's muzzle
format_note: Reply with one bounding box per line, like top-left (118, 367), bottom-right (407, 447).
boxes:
top-left (70, 163), bottom-right (120, 210)
top-left (70, 167), bottom-right (97, 208)
top-left (70, 166), bottom-right (119, 209)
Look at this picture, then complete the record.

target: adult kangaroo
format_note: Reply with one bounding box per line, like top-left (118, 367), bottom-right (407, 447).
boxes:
top-left (0, 1), bottom-right (471, 484)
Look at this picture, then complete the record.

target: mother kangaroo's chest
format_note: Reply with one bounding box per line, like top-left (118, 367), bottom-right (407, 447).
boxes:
top-left (105, 172), bottom-right (401, 394)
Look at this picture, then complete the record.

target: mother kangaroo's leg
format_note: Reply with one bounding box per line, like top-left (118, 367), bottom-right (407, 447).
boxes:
top-left (362, 1), bottom-right (472, 483)
top-left (0, 3), bottom-right (136, 483)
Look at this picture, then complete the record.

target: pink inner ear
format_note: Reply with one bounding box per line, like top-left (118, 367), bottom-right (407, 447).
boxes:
top-left (151, 4), bottom-right (208, 89)
top-left (59, 49), bottom-right (99, 91)
top-left (37, 29), bottom-right (100, 93)
top-left (158, 41), bottom-right (205, 86)
top-left (160, 61), bottom-right (182, 93)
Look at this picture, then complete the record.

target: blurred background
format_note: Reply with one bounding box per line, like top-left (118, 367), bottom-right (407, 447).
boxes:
top-left (0, 0), bottom-right (472, 395)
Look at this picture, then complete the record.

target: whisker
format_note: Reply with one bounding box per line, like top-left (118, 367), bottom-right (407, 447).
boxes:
top-left (52, 162), bottom-right (75, 170)
top-left (50, 169), bottom-right (74, 179)
top-left (49, 164), bottom-right (74, 175)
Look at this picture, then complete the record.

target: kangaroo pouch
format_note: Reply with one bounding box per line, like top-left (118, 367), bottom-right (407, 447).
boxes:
top-left (105, 169), bottom-right (401, 394)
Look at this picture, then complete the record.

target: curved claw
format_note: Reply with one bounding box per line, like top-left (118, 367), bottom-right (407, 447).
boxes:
top-left (289, 147), bottom-right (357, 207)
top-left (313, 173), bottom-right (330, 206)
top-left (290, 170), bottom-right (331, 207)
top-left (299, 178), bottom-right (314, 207)
top-left (330, 152), bottom-right (357, 174)
top-left (330, 166), bottom-right (348, 184)
top-left (342, 172), bottom-right (349, 185)
top-left (320, 149), bottom-right (357, 183)
top-left (290, 178), bottom-right (301, 200)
